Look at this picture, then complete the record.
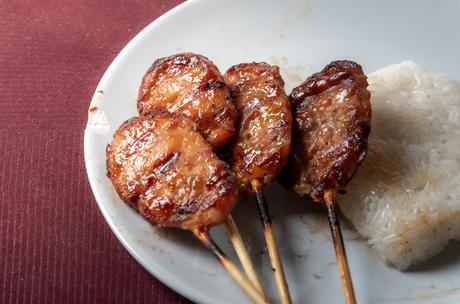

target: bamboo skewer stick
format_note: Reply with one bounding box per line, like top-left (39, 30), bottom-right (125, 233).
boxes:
top-left (251, 179), bottom-right (292, 304)
top-left (324, 190), bottom-right (356, 304)
top-left (192, 228), bottom-right (268, 304)
top-left (225, 215), bottom-right (268, 300)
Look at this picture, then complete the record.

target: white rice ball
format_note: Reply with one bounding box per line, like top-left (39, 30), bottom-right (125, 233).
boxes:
top-left (340, 61), bottom-right (460, 270)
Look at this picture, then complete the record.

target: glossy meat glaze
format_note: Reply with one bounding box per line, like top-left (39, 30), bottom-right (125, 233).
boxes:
top-left (106, 112), bottom-right (238, 230)
top-left (224, 62), bottom-right (292, 193)
top-left (137, 53), bottom-right (238, 150)
top-left (281, 60), bottom-right (371, 202)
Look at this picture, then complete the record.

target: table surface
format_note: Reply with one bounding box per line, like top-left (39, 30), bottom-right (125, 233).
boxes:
top-left (0, 1), bottom-right (193, 303)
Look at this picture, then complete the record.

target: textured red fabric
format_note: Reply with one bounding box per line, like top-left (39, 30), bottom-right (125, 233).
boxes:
top-left (0, 0), bottom-right (192, 303)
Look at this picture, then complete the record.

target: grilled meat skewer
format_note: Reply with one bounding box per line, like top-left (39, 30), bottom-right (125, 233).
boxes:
top-left (106, 112), bottom-right (267, 304)
top-left (281, 60), bottom-right (371, 304)
top-left (137, 53), bottom-right (268, 299)
top-left (224, 62), bottom-right (293, 304)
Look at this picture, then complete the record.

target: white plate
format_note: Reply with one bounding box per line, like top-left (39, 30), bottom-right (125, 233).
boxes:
top-left (84, 1), bottom-right (460, 303)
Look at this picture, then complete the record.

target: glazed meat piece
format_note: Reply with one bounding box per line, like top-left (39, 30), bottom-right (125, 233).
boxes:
top-left (106, 112), bottom-right (238, 230)
top-left (281, 60), bottom-right (371, 202)
top-left (137, 53), bottom-right (238, 150)
top-left (224, 63), bottom-right (292, 193)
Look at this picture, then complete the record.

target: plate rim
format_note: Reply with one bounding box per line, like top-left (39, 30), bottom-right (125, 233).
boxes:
top-left (83, 1), bottom-right (460, 303)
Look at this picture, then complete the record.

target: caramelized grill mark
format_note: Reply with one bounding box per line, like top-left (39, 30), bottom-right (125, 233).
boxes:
top-left (280, 60), bottom-right (371, 202)
top-left (106, 112), bottom-right (238, 230)
top-left (137, 53), bottom-right (238, 150)
top-left (223, 62), bottom-right (292, 193)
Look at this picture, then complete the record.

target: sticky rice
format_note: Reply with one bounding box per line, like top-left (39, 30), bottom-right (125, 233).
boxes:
top-left (340, 61), bottom-right (460, 270)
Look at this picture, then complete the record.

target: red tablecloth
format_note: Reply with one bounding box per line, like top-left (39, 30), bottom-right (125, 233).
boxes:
top-left (0, 1), bottom-right (192, 303)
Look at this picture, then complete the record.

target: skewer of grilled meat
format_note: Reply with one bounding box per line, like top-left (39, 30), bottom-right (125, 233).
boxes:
top-left (137, 53), bottom-right (268, 299)
top-left (224, 62), bottom-right (293, 304)
top-left (106, 112), bottom-right (267, 304)
top-left (137, 52), bottom-right (238, 150)
top-left (281, 60), bottom-right (371, 304)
